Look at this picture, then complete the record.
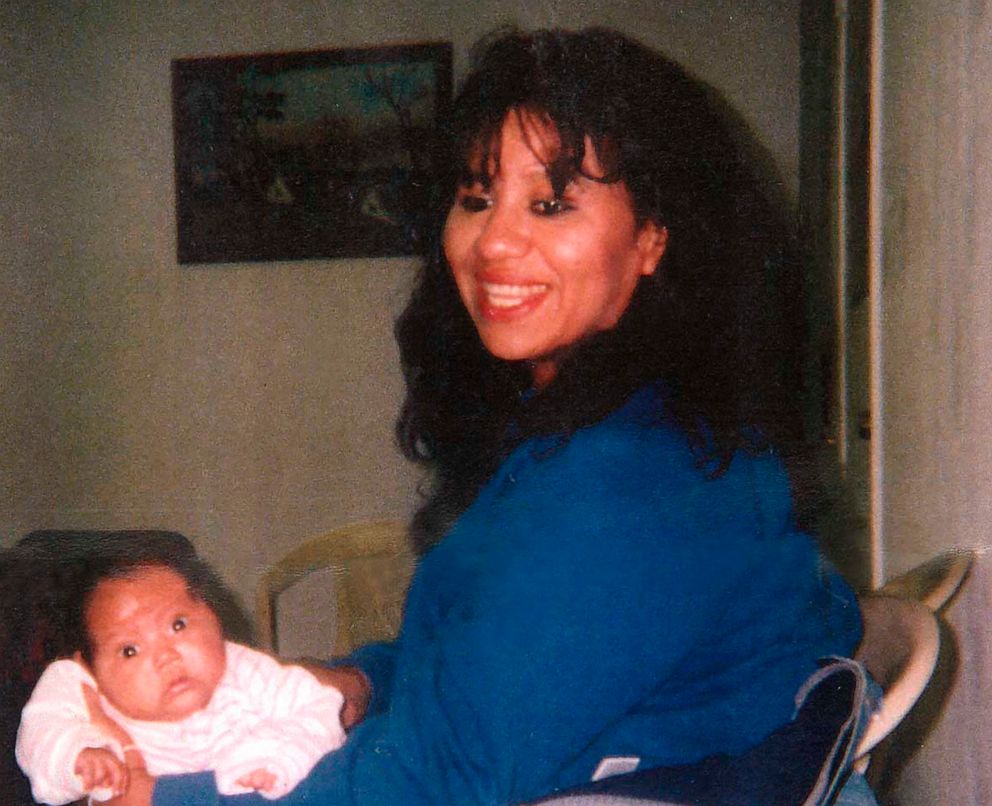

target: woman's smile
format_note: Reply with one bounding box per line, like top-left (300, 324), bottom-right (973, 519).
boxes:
top-left (478, 278), bottom-right (550, 315)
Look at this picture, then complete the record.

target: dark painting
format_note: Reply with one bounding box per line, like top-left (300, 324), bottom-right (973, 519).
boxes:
top-left (172, 43), bottom-right (452, 263)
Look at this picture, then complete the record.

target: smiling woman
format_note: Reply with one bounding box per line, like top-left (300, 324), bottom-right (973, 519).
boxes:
top-left (398, 27), bottom-right (812, 556)
top-left (122, 27), bottom-right (866, 806)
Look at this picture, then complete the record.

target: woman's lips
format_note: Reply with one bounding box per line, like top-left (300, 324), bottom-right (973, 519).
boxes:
top-left (479, 281), bottom-right (549, 318)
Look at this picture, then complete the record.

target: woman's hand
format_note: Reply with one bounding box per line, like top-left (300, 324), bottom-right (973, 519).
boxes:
top-left (75, 746), bottom-right (128, 797)
top-left (102, 767), bottom-right (155, 806)
top-left (293, 661), bottom-right (371, 730)
top-left (235, 767), bottom-right (278, 794)
top-left (81, 684), bottom-right (155, 805)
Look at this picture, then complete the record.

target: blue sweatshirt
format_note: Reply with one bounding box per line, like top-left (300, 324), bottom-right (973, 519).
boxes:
top-left (154, 384), bottom-right (861, 805)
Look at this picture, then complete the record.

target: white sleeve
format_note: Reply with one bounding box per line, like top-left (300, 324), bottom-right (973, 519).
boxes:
top-left (14, 660), bottom-right (125, 805)
top-left (210, 644), bottom-right (346, 799)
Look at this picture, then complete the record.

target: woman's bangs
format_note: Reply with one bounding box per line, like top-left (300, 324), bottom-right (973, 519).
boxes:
top-left (456, 114), bottom-right (505, 189)
top-left (454, 107), bottom-right (618, 196)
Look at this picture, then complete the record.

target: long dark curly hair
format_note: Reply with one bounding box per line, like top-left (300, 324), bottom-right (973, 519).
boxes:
top-left (396, 28), bottom-right (806, 554)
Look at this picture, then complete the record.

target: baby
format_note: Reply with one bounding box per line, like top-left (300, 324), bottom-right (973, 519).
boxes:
top-left (15, 548), bottom-right (346, 804)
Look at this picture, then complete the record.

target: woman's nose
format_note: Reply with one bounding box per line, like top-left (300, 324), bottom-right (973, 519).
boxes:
top-left (475, 203), bottom-right (529, 260)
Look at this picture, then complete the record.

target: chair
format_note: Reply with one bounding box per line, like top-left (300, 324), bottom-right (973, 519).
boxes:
top-left (848, 550), bottom-right (975, 768)
top-left (851, 594), bottom-right (940, 771)
top-left (256, 519), bottom-right (415, 657)
top-left (856, 549), bottom-right (975, 795)
top-left (877, 549), bottom-right (974, 612)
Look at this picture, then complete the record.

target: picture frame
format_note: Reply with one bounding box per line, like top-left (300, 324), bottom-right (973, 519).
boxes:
top-left (171, 42), bottom-right (452, 264)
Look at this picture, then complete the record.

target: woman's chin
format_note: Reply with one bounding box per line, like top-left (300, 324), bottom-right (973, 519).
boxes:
top-left (478, 334), bottom-right (549, 364)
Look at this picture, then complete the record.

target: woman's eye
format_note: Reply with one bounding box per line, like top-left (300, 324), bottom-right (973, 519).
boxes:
top-left (120, 645), bottom-right (138, 659)
top-left (172, 617), bottom-right (188, 632)
top-left (532, 198), bottom-right (570, 216)
top-left (457, 194), bottom-right (490, 213)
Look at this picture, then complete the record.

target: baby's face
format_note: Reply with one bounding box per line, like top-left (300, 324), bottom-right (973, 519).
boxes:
top-left (84, 565), bottom-right (226, 722)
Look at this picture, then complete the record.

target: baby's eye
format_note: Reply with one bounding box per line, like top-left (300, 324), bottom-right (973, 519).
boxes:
top-left (531, 198), bottom-right (571, 216)
top-left (120, 645), bottom-right (138, 659)
top-left (457, 194), bottom-right (490, 213)
top-left (172, 617), bottom-right (188, 632)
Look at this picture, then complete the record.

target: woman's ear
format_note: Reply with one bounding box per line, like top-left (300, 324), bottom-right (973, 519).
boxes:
top-left (636, 223), bottom-right (668, 277)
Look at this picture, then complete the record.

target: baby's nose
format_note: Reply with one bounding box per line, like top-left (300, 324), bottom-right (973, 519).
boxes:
top-left (155, 645), bottom-right (181, 668)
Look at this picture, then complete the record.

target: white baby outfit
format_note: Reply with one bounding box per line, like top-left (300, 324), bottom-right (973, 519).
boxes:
top-left (16, 641), bottom-right (345, 804)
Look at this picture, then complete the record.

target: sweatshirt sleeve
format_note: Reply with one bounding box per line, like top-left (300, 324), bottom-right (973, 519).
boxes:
top-left (209, 644), bottom-right (346, 799)
top-left (15, 660), bottom-right (125, 805)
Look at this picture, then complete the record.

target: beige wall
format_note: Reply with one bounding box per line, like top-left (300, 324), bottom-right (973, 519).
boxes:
top-left (0, 1), bottom-right (800, 638)
top-left (876, 3), bottom-right (992, 802)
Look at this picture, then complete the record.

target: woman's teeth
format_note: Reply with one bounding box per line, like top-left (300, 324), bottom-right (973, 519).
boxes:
top-left (482, 282), bottom-right (548, 308)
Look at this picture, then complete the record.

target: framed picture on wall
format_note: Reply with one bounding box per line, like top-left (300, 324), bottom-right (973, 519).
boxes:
top-left (171, 42), bottom-right (452, 264)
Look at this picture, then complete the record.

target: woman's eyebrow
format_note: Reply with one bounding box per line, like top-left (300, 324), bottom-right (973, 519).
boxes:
top-left (458, 171), bottom-right (489, 186)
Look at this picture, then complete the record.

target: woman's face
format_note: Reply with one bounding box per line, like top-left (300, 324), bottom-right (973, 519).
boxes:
top-left (443, 112), bottom-right (667, 384)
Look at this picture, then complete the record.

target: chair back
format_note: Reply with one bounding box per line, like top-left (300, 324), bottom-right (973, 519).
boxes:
top-left (878, 549), bottom-right (974, 612)
top-left (256, 519), bottom-right (414, 657)
top-left (852, 594), bottom-right (939, 764)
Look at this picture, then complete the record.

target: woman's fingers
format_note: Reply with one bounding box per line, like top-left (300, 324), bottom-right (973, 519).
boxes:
top-left (74, 748), bottom-right (130, 796)
top-left (108, 758), bottom-right (131, 796)
top-left (236, 767), bottom-right (278, 792)
top-left (95, 758), bottom-right (129, 796)
top-left (294, 662), bottom-right (371, 730)
top-left (102, 766), bottom-right (155, 806)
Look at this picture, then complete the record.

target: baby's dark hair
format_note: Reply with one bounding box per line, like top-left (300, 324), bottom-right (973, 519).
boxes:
top-left (74, 541), bottom-right (231, 666)
top-left (3, 530), bottom-right (253, 667)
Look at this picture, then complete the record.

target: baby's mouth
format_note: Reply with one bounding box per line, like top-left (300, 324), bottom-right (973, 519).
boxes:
top-left (164, 676), bottom-right (193, 699)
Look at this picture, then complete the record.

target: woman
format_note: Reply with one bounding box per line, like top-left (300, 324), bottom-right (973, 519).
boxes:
top-left (112, 28), bottom-right (862, 805)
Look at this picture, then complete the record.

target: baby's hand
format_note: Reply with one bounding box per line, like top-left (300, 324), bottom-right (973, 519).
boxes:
top-left (75, 746), bottom-right (129, 796)
top-left (236, 767), bottom-right (278, 793)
